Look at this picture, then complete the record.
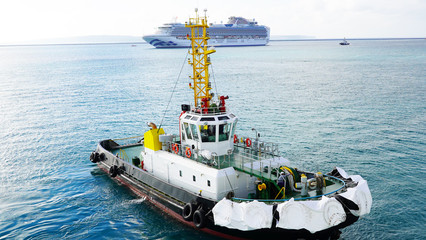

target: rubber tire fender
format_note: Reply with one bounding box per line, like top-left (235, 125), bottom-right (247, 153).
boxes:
top-left (109, 165), bottom-right (118, 178)
top-left (90, 152), bottom-right (96, 163)
top-left (193, 209), bottom-right (206, 228)
top-left (182, 203), bottom-right (195, 221)
top-left (99, 152), bottom-right (106, 161)
top-left (91, 152), bottom-right (100, 163)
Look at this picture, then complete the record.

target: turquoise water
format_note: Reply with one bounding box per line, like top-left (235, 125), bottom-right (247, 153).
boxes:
top-left (0, 40), bottom-right (425, 239)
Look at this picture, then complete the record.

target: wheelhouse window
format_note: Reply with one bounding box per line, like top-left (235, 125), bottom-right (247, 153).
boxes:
top-left (181, 124), bottom-right (186, 141)
top-left (190, 124), bottom-right (199, 140)
top-left (219, 123), bottom-right (231, 141)
top-left (183, 122), bottom-right (192, 140)
top-left (230, 121), bottom-right (237, 138)
top-left (200, 117), bottom-right (215, 121)
top-left (200, 125), bottom-right (216, 142)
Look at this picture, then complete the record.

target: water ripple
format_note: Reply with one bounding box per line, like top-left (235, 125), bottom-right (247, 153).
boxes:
top-left (0, 40), bottom-right (425, 239)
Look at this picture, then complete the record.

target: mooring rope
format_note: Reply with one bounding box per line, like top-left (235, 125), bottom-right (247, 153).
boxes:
top-left (157, 48), bottom-right (190, 132)
top-left (210, 62), bottom-right (219, 99)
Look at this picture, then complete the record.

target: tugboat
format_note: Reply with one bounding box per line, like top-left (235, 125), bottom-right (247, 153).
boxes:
top-left (90, 9), bottom-right (371, 239)
top-left (339, 38), bottom-right (350, 45)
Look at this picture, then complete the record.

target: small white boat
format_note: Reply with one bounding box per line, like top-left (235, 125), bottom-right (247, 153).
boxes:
top-left (340, 38), bottom-right (350, 45)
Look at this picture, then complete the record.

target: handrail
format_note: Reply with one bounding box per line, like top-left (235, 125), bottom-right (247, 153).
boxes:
top-left (109, 135), bottom-right (282, 173)
top-left (167, 142), bottom-right (200, 162)
top-left (112, 135), bottom-right (144, 141)
top-left (119, 149), bottom-right (130, 161)
top-left (162, 138), bottom-right (282, 173)
top-left (188, 106), bottom-right (231, 116)
top-left (274, 187), bottom-right (286, 200)
top-left (233, 138), bottom-right (280, 157)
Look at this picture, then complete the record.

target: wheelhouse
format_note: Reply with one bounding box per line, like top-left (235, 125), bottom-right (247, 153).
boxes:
top-left (180, 107), bottom-right (238, 156)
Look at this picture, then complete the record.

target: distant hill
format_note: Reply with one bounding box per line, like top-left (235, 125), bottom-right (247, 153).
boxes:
top-left (270, 35), bottom-right (315, 40)
top-left (1, 35), bottom-right (145, 46)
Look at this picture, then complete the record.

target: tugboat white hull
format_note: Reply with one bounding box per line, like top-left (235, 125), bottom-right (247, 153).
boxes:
top-left (91, 140), bottom-right (371, 239)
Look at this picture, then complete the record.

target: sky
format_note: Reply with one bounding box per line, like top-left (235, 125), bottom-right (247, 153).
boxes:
top-left (0, 0), bottom-right (425, 44)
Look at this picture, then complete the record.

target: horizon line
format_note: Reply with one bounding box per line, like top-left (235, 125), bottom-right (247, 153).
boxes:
top-left (0, 37), bottom-right (424, 48)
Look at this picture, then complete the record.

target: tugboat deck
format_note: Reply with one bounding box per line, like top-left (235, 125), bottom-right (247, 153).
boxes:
top-left (108, 138), bottom-right (345, 201)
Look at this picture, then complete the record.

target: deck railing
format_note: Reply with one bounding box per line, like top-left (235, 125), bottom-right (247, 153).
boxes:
top-left (163, 136), bottom-right (282, 179)
top-left (111, 135), bottom-right (144, 148)
top-left (187, 106), bottom-right (231, 116)
top-left (110, 135), bottom-right (283, 180)
top-left (223, 145), bottom-right (282, 180)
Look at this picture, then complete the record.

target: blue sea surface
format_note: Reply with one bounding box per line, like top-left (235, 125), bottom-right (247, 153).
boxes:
top-left (0, 40), bottom-right (425, 239)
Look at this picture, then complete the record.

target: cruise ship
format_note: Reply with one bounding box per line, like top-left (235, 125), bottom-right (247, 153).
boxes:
top-left (143, 16), bottom-right (270, 48)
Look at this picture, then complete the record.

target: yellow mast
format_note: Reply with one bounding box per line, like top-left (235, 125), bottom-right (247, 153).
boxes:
top-left (186, 9), bottom-right (216, 108)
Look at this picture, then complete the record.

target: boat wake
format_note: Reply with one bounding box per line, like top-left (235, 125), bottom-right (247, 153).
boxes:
top-left (128, 197), bottom-right (147, 204)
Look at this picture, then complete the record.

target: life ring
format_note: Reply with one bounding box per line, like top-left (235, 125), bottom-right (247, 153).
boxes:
top-left (233, 134), bottom-right (238, 143)
top-left (246, 138), bottom-right (252, 147)
top-left (185, 147), bottom-right (192, 158)
top-left (182, 203), bottom-right (195, 221)
top-left (193, 209), bottom-right (206, 228)
top-left (172, 144), bottom-right (179, 154)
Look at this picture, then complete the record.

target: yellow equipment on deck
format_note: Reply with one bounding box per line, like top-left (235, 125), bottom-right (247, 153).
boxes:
top-left (144, 128), bottom-right (165, 151)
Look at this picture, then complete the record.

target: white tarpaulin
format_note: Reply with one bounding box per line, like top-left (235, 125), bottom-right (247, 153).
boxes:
top-left (212, 167), bottom-right (372, 233)
top-left (276, 197), bottom-right (346, 233)
top-left (212, 199), bottom-right (273, 230)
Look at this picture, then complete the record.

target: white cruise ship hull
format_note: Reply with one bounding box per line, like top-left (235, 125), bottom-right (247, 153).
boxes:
top-left (143, 35), bottom-right (269, 48)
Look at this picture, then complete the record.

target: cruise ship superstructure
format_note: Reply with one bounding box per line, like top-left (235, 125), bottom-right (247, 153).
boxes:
top-left (143, 15), bottom-right (270, 48)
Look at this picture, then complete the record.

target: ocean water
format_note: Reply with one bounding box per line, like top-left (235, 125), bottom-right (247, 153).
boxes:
top-left (0, 39), bottom-right (425, 239)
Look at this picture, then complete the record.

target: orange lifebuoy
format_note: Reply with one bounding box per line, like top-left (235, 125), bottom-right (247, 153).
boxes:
top-left (185, 147), bottom-right (192, 158)
top-left (172, 144), bottom-right (179, 154)
top-left (246, 138), bottom-right (252, 147)
top-left (233, 134), bottom-right (238, 143)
